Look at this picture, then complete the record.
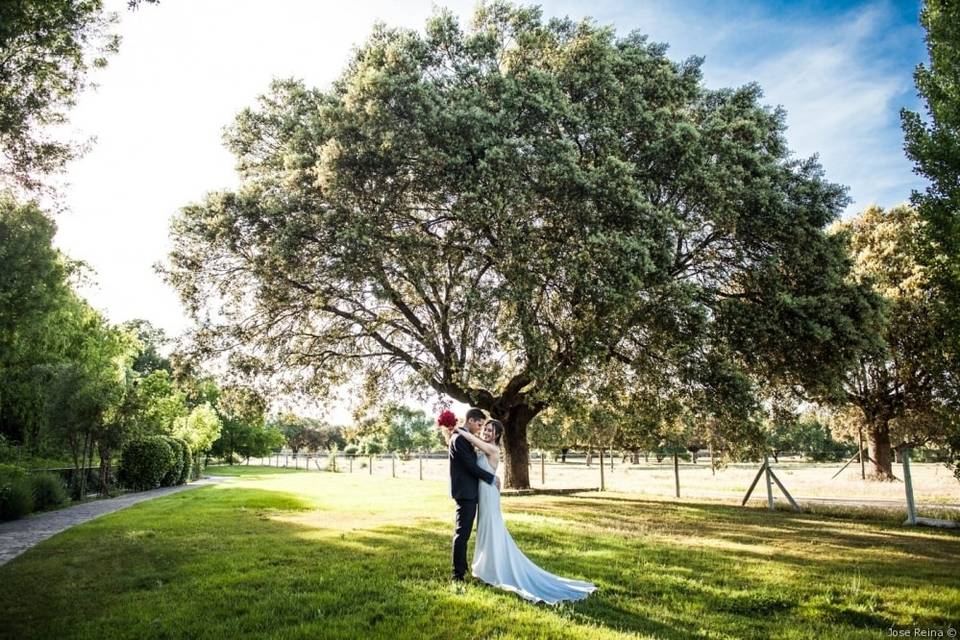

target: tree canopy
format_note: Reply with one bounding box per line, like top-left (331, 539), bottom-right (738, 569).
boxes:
top-left (900, 0), bottom-right (960, 478)
top-left (165, 3), bottom-right (877, 487)
top-left (0, 0), bottom-right (120, 191)
top-left (831, 204), bottom-right (958, 478)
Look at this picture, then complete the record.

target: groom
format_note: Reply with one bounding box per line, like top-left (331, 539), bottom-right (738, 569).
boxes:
top-left (449, 407), bottom-right (500, 582)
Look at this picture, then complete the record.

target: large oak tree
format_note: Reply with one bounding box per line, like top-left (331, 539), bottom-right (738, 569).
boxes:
top-left (164, 4), bottom-right (875, 488)
top-left (833, 205), bottom-right (959, 479)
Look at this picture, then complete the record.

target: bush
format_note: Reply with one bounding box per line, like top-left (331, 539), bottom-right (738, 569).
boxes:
top-left (360, 439), bottom-right (384, 455)
top-left (119, 437), bottom-right (177, 491)
top-left (30, 472), bottom-right (67, 510)
top-left (161, 437), bottom-right (190, 486)
top-left (0, 434), bottom-right (15, 463)
top-left (159, 436), bottom-right (189, 487)
top-left (0, 463), bottom-right (25, 483)
top-left (190, 451), bottom-right (206, 480)
top-left (343, 444), bottom-right (359, 457)
top-left (175, 440), bottom-right (192, 485)
top-left (0, 464), bottom-right (34, 521)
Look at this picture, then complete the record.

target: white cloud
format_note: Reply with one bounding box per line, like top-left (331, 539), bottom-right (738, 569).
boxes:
top-left (702, 3), bottom-right (920, 215)
top-left (545, 0), bottom-right (923, 214)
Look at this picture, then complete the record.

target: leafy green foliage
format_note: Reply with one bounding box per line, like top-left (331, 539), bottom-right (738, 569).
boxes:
top-left (0, 1), bottom-right (121, 191)
top-left (164, 3), bottom-right (876, 487)
top-left (900, 0), bottom-right (960, 479)
top-left (171, 403), bottom-right (222, 454)
top-left (0, 196), bottom-right (73, 448)
top-left (352, 404), bottom-right (437, 455)
top-left (29, 472), bottom-right (67, 510)
top-left (831, 205), bottom-right (958, 478)
top-left (765, 406), bottom-right (854, 463)
top-left (189, 451), bottom-right (205, 481)
top-left (0, 464), bottom-right (33, 521)
top-left (0, 479), bottom-right (33, 521)
top-left (118, 436), bottom-right (176, 491)
top-left (209, 385), bottom-right (283, 461)
top-left (121, 319), bottom-right (172, 375)
top-left (160, 436), bottom-right (190, 486)
top-left (271, 413), bottom-right (344, 453)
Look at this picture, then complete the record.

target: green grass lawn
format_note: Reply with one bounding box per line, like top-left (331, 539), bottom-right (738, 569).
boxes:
top-left (1, 467), bottom-right (957, 640)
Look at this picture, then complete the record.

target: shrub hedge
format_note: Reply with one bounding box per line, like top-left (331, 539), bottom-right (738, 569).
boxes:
top-left (160, 436), bottom-right (182, 487)
top-left (30, 472), bottom-right (67, 510)
top-left (119, 437), bottom-right (177, 491)
top-left (0, 464), bottom-right (33, 521)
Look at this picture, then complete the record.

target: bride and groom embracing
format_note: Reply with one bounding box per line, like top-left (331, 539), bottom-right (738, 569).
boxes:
top-left (442, 407), bottom-right (596, 605)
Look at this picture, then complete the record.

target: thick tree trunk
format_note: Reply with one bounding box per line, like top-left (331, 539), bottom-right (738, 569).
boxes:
top-left (866, 422), bottom-right (895, 480)
top-left (492, 404), bottom-right (537, 490)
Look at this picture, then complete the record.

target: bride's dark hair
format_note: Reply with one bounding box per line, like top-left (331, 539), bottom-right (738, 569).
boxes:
top-left (485, 419), bottom-right (504, 446)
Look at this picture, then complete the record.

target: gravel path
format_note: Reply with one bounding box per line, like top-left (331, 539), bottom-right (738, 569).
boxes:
top-left (0, 477), bottom-right (220, 566)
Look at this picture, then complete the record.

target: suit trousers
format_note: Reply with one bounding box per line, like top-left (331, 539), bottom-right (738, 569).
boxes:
top-left (452, 498), bottom-right (478, 580)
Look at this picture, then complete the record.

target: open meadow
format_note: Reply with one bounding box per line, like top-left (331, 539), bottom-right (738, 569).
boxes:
top-left (1, 466), bottom-right (957, 640)
top-left (249, 455), bottom-right (960, 509)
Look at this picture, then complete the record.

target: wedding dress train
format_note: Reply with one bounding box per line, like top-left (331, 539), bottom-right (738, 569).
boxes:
top-left (471, 454), bottom-right (597, 604)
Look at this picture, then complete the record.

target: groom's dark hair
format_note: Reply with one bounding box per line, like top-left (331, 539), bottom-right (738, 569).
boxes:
top-left (465, 408), bottom-right (486, 422)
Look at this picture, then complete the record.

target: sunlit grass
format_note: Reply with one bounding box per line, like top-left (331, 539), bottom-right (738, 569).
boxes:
top-left (1, 467), bottom-right (957, 639)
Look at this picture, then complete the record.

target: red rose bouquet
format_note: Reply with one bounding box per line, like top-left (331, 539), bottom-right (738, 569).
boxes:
top-left (437, 409), bottom-right (457, 429)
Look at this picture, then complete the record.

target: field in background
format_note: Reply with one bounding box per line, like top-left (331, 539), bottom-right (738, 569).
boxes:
top-left (240, 455), bottom-right (960, 509)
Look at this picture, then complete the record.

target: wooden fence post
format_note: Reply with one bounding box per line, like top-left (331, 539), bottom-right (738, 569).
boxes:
top-left (599, 449), bottom-right (606, 491)
top-left (858, 429), bottom-right (866, 480)
top-left (764, 454), bottom-right (774, 510)
top-left (673, 453), bottom-right (680, 498)
top-left (902, 447), bottom-right (917, 525)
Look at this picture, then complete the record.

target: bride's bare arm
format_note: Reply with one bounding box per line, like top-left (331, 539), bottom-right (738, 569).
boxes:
top-left (455, 427), bottom-right (499, 457)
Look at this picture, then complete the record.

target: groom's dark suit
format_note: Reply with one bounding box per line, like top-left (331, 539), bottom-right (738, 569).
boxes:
top-left (449, 432), bottom-right (496, 581)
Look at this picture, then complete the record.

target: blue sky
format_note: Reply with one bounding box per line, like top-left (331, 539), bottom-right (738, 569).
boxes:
top-left (548, 0), bottom-right (927, 210)
top-left (52, 1), bottom-right (929, 410)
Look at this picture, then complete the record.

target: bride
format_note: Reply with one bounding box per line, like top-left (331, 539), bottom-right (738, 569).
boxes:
top-left (453, 420), bottom-right (597, 605)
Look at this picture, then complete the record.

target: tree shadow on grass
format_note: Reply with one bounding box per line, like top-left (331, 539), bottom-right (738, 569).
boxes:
top-left (502, 493), bottom-right (959, 630)
top-left (526, 493), bottom-right (960, 557)
top-left (1, 486), bottom-right (957, 640)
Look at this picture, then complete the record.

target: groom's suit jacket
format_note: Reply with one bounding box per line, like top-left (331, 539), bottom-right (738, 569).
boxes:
top-left (449, 433), bottom-right (496, 501)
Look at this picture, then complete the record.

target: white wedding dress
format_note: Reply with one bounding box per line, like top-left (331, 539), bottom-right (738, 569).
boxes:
top-left (472, 453), bottom-right (597, 604)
